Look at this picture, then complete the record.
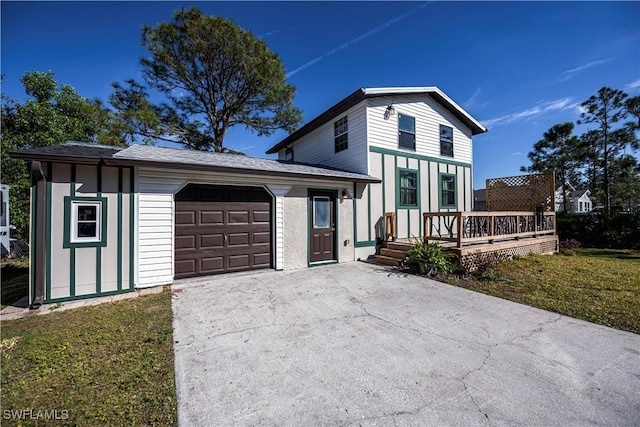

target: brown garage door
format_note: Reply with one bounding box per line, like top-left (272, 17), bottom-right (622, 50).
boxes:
top-left (174, 184), bottom-right (272, 279)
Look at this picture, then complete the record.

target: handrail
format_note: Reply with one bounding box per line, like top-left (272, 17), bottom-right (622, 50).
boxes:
top-left (423, 211), bottom-right (556, 248)
top-left (385, 212), bottom-right (397, 241)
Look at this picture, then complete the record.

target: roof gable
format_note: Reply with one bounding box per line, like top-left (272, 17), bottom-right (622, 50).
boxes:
top-left (266, 86), bottom-right (487, 154)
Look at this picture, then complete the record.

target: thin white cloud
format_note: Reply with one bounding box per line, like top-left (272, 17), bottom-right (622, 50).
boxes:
top-left (286, 2), bottom-right (432, 79)
top-left (560, 58), bottom-right (613, 82)
top-left (483, 97), bottom-right (579, 128)
top-left (563, 58), bottom-right (612, 75)
top-left (512, 152), bottom-right (525, 156)
top-left (464, 87), bottom-right (482, 107)
top-left (625, 79), bottom-right (640, 91)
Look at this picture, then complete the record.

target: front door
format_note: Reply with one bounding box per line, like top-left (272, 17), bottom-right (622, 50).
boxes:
top-left (309, 191), bottom-right (336, 263)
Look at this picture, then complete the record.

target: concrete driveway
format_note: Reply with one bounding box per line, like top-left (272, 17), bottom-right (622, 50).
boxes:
top-left (171, 262), bottom-right (640, 426)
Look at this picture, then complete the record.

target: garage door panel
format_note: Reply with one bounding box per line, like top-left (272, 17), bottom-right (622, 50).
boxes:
top-left (253, 253), bottom-right (271, 267)
top-left (228, 232), bottom-right (249, 246)
top-left (253, 231), bottom-right (270, 244)
top-left (175, 259), bottom-right (196, 276)
top-left (174, 184), bottom-right (272, 279)
top-left (175, 235), bottom-right (196, 250)
top-left (200, 257), bottom-right (224, 274)
top-left (200, 234), bottom-right (224, 249)
top-left (228, 211), bottom-right (250, 224)
top-left (176, 211), bottom-right (196, 226)
top-left (200, 211), bottom-right (224, 225)
top-left (228, 254), bottom-right (250, 269)
top-left (253, 211), bottom-right (270, 223)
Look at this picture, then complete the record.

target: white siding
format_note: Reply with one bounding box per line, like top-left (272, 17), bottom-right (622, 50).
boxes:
top-left (279, 102), bottom-right (369, 174)
top-left (366, 95), bottom-right (473, 164)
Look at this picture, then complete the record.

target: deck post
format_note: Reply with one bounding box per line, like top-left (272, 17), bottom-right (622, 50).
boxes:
top-left (457, 212), bottom-right (463, 248)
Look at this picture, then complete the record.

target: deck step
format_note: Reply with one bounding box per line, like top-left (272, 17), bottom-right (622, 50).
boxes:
top-left (383, 241), bottom-right (414, 251)
top-left (379, 248), bottom-right (407, 260)
top-left (372, 255), bottom-right (403, 266)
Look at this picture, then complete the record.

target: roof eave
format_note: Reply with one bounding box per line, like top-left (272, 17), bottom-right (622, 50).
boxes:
top-left (8, 150), bottom-right (106, 165)
top-left (104, 157), bottom-right (381, 184)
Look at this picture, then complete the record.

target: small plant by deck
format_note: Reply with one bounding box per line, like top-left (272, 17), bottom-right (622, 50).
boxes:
top-left (1, 288), bottom-right (177, 425)
top-left (405, 241), bottom-right (455, 275)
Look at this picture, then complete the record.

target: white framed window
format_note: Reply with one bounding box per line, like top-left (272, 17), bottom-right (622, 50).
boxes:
top-left (64, 196), bottom-right (107, 248)
top-left (334, 116), bottom-right (348, 153)
top-left (398, 114), bottom-right (416, 150)
top-left (440, 125), bottom-right (454, 157)
top-left (284, 147), bottom-right (294, 161)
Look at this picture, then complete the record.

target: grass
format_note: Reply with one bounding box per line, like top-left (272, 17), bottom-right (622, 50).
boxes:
top-left (1, 288), bottom-right (177, 426)
top-left (439, 249), bottom-right (640, 334)
top-left (1, 258), bottom-right (29, 309)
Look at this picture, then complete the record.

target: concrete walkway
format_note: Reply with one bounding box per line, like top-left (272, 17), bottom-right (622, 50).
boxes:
top-left (171, 262), bottom-right (640, 426)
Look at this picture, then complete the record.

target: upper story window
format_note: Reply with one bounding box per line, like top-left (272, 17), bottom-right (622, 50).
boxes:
top-left (334, 116), bottom-right (348, 153)
top-left (440, 125), bottom-right (454, 157)
top-left (398, 114), bottom-right (416, 150)
top-left (284, 147), bottom-right (294, 161)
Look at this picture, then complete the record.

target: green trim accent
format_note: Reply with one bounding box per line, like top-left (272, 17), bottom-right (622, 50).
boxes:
top-left (354, 240), bottom-right (376, 247)
top-left (438, 172), bottom-right (458, 210)
top-left (117, 167), bottom-right (123, 291)
top-left (367, 184), bottom-right (372, 241)
top-left (30, 183), bottom-right (36, 304)
top-left (463, 167), bottom-right (467, 211)
top-left (369, 146), bottom-right (471, 169)
top-left (63, 196), bottom-right (108, 248)
top-left (70, 165), bottom-right (76, 297)
top-left (396, 168), bottom-right (420, 209)
top-left (129, 167), bottom-right (135, 290)
top-left (352, 182), bottom-right (358, 245)
top-left (381, 153), bottom-right (386, 214)
top-left (308, 260), bottom-right (338, 267)
top-left (44, 288), bottom-right (134, 304)
top-left (394, 155), bottom-right (398, 224)
top-left (418, 159), bottom-right (422, 237)
top-left (45, 164), bottom-right (52, 301)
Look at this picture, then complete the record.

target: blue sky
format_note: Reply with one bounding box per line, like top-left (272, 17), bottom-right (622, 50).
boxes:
top-left (2, 1), bottom-right (639, 188)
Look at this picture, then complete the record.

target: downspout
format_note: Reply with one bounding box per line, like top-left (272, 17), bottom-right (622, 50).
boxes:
top-left (30, 161), bottom-right (46, 309)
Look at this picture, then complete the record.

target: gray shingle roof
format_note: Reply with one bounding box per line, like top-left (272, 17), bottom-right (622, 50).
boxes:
top-left (11, 142), bottom-right (380, 183)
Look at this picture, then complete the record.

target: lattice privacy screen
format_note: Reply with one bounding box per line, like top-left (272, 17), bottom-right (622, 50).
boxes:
top-left (486, 172), bottom-right (555, 212)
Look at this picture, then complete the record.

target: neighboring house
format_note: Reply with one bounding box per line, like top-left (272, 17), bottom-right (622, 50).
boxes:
top-left (555, 183), bottom-right (592, 213)
top-left (473, 189), bottom-right (486, 211)
top-left (266, 87), bottom-right (487, 259)
top-left (11, 86), bottom-right (486, 307)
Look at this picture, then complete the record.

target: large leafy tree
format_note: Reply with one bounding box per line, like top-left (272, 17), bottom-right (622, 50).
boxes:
top-left (1, 71), bottom-right (123, 240)
top-left (111, 7), bottom-right (302, 152)
top-left (578, 87), bottom-right (637, 213)
top-left (520, 122), bottom-right (582, 211)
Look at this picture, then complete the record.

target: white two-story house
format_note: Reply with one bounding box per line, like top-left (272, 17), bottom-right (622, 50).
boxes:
top-left (266, 87), bottom-right (487, 260)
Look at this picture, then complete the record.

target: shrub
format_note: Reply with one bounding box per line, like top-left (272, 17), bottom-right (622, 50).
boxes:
top-left (557, 211), bottom-right (640, 249)
top-left (560, 238), bottom-right (582, 250)
top-left (405, 241), bottom-right (455, 275)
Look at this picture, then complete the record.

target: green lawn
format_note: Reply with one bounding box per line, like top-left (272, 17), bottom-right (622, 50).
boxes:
top-left (1, 288), bottom-right (177, 426)
top-left (443, 249), bottom-right (640, 334)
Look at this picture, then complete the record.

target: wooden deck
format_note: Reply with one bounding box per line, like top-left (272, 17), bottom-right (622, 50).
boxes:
top-left (375, 211), bottom-right (559, 270)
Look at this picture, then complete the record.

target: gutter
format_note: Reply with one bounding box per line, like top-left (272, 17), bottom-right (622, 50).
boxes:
top-left (30, 161), bottom-right (46, 309)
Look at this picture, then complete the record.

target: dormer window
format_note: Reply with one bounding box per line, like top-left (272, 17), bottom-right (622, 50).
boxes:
top-left (440, 125), bottom-right (454, 157)
top-left (284, 147), bottom-right (294, 161)
top-left (334, 116), bottom-right (348, 153)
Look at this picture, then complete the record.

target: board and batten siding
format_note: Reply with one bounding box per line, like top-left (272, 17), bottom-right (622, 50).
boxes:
top-left (354, 149), bottom-right (472, 246)
top-left (366, 95), bottom-right (473, 165)
top-left (278, 101), bottom-right (369, 175)
top-left (41, 162), bottom-right (134, 303)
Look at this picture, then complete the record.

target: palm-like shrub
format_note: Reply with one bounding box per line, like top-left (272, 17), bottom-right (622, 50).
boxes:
top-left (405, 241), bottom-right (455, 275)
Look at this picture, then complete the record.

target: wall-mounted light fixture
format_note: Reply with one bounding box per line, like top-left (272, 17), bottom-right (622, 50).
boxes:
top-left (384, 105), bottom-right (396, 120)
top-left (341, 189), bottom-right (349, 201)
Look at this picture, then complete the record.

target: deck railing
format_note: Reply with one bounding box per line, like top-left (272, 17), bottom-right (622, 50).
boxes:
top-left (423, 211), bottom-right (556, 248)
